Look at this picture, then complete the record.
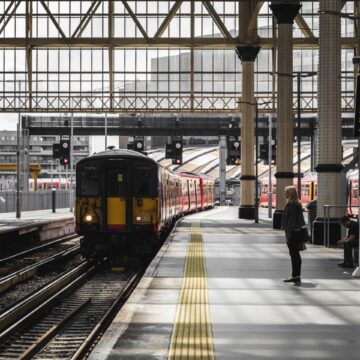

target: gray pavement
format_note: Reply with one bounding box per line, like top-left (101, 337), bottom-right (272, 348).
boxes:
top-left (90, 206), bottom-right (360, 360)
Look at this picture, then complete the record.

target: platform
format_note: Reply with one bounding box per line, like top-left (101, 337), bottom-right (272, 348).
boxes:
top-left (0, 209), bottom-right (75, 254)
top-left (89, 206), bottom-right (360, 360)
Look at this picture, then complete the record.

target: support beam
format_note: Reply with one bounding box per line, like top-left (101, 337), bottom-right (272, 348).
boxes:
top-left (109, 0), bottom-right (114, 111)
top-left (0, 0), bottom-right (17, 26)
top-left (270, 2), bottom-right (301, 229)
top-left (26, 0), bottom-right (33, 111)
top-left (121, 1), bottom-right (149, 43)
top-left (154, 0), bottom-right (183, 39)
top-left (313, 0), bottom-right (345, 245)
top-left (71, 1), bottom-right (102, 38)
top-left (202, 0), bottom-right (235, 44)
top-left (0, 0), bottom-right (21, 36)
top-left (295, 13), bottom-right (316, 39)
top-left (39, 0), bottom-right (67, 39)
top-left (236, 45), bottom-right (261, 220)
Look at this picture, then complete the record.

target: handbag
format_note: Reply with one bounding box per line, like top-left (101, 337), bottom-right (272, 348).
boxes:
top-left (292, 227), bottom-right (310, 243)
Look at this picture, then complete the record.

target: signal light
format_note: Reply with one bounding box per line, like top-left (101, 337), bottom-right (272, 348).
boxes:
top-left (172, 136), bottom-right (183, 165)
top-left (60, 155), bottom-right (70, 166)
top-left (227, 136), bottom-right (240, 165)
top-left (172, 157), bottom-right (182, 165)
top-left (133, 137), bottom-right (144, 153)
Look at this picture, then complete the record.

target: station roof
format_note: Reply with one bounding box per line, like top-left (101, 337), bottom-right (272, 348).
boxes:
top-left (147, 140), bottom-right (358, 180)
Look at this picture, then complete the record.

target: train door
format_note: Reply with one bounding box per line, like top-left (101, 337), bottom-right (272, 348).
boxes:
top-left (105, 166), bottom-right (130, 231)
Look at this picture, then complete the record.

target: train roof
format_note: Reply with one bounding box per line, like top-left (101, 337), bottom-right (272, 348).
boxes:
top-left (77, 148), bottom-right (158, 166)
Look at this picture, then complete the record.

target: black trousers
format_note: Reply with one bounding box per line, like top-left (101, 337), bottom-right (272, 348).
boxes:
top-left (287, 240), bottom-right (302, 277)
top-left (344, 240), bottom-right (359, 265)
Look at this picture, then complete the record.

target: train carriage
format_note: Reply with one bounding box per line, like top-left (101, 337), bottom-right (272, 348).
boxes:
top-left (76, 149), bottom-right (163, 259)
top-left (76, 149), bottom-right (214, 260)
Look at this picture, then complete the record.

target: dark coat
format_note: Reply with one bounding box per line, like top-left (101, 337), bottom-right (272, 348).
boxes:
top-left (281, 200), bottom-right (305, 239)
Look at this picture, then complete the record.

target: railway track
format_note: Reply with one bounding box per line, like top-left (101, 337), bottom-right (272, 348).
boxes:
top-left (0, 234), bottom-right (81, 268)
top-left (0, 240), bottom-right (80, 296)
top-left (0, 264), bottom-right (141, 360)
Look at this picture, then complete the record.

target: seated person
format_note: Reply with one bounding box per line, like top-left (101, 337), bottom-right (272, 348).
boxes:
top-left (337, 216), bottom-right (359, 268)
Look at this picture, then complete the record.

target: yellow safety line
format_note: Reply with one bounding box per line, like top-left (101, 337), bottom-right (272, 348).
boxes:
top-left (168, 222), bottom-right (215, 360)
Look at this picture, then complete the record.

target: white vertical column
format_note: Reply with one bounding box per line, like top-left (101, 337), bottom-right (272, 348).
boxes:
top-left (241, 61), bottom-right (255, 209)
top-left (219, 135), bottom-right (226, 206)
top-left (313, 0), bottom-right (344, 245)
top-left (316, 0), bottom-right (343, 217)
top-left (270, 2), bottom-right (301, 228)
top-left (236, 46), bottom-right (260, 220)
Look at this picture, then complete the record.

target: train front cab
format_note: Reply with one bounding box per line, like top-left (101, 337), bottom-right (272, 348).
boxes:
top-left (76, 156), bottom-right (160, 259)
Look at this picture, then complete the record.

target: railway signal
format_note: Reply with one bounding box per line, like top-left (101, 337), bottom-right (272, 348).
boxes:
top-left (165, 143), bottom-right (173, 159)
top-left (134, 139), bottom-right (144, 152)
top-left (260, 144), bottom-right (268, 161)
top-left (271, 144), bottom-right (276, 164)
top-left (260, 142), bottom-right (276, 164)
top-left (56, 140), bottom-right (70, 166)
top-left (172, 137), bottom-right (183, 165)
top-left (227, 136), bottom-right (240, 165)
top-left (60, 155), bottom-right (70, 166)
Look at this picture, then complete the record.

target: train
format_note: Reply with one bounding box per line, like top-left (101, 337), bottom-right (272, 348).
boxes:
top-left (29, 178), bottom-right (75, 191)
top-left (259, 171), bottom-right (358, 215)
top-left (259, 173), bottom-right (317, 209)
top-left (75, 148), bottom-right (215, 260)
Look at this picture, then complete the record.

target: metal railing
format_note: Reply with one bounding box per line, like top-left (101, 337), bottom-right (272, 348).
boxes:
top-left (0, 190), bottom-right (73, 213)
top-left (323, 205), bottom-right (358, 247)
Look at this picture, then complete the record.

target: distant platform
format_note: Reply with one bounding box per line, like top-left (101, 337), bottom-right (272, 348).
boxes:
top-left (0, 209), bottom-right (75, 254)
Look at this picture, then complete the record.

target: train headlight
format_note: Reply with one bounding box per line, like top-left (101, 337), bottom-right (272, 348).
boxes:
top-left (84, 214), bottom-right (93, 222)
top-left (136, 216), bottom-right (142, 221)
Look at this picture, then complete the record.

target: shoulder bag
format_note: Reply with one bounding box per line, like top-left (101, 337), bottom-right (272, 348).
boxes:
top-left (292, 226), bottom-right (310, 243)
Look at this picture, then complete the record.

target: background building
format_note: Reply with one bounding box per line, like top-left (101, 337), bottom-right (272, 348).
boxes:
top-left (0, 130), bottom-right (90, 190)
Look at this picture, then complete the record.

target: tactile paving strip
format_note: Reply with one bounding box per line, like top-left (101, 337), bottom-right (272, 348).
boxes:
top-left (168, 221), bottom-right (214, 360)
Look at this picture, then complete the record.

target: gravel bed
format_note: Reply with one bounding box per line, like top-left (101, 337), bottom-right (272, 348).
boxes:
top-left (0, 254), bottom-right (84, 313)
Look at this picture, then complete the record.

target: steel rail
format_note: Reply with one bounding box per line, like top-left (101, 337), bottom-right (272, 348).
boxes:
top-left (0, 261), bottom-right (91, 336)
top-left (70, 271), bottom-right (142, 360)
top-left (0, 243), bottom-right (81, 294)
top-left (0, 234), bottom-right (82, 267)
top-left (18, 299), bottom-right (92, 360)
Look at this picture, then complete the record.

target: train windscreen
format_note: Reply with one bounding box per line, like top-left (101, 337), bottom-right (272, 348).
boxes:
top-left (78, 165), bottom-right (100, 196)
top-left (133, 165), bottom-right (156, 197)
top-left (106, 168), bottom-right (126, 197)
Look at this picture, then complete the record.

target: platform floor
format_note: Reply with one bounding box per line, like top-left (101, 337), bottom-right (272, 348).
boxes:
top-left (90, 207), bottom-right (360, 360)
top-left (0, 208), bottom-right (74, 234)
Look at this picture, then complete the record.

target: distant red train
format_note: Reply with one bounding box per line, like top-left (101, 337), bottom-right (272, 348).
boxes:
top-left (259, 174), bottom-right (317, 209)
top-left (259, 171), bottom-right (358, 215)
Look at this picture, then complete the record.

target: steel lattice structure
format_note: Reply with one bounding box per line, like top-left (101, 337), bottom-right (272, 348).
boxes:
top-left (0, 0), bottom-right (357, 113)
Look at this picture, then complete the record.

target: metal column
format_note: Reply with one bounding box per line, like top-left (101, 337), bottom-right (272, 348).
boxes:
top-left (270, 2), bottom-right (301, 228)
top-left (236, 46), bottom-right (260, 219)
top-left (313, 0), bottom-right (344, 245)
top-left (219, 135), bottom-right (227, 206)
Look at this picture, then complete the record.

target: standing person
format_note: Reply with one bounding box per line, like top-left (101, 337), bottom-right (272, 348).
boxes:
top-left (337, 216), bottom-right (359, 268)
top-left (281, 186), bottom-right (306, 284)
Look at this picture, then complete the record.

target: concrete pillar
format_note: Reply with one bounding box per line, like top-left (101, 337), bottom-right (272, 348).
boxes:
top-left (313, 0), bottom-right (344, 245)
top-left (236, 45), bottom-right (260, 219)
top-left (270, 2), bottom-right (301, 229)
top-left (22, 128), bottom-right (30, 191)
top-left (219, 135), bottom-right (227, 206)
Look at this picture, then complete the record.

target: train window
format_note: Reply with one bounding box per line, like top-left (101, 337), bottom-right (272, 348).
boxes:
top-left (107, 168), bottom-right (126, 196)
top-left (134, 165), bottom-right (156, 197)
top-left (80, 165), bottom-right (100, 196)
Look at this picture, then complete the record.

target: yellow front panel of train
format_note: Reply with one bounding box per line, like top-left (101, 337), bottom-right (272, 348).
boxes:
top-left (107, 197), bottom-right (126, 230)
top-left (133, 198), bottom-right (158, 224)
